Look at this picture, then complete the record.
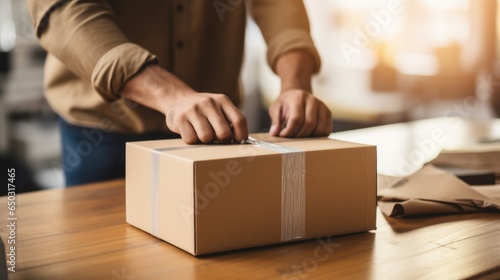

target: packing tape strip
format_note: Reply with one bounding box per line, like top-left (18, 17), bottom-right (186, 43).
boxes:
top-left (150, 139), bottom-right (306, 241)
top-left (150, 146), bottom-right (204, 237)
top-left (151, 150), bottom-right (160, 236)
top-left (249, 137), bottom-right (306, 241)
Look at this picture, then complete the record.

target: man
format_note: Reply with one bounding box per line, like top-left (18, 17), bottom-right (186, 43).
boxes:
top-left (28, 0), bottom-right (332, 186)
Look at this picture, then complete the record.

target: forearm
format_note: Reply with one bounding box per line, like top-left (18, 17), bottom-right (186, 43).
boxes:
top-left (121, 64), bottom-right (248, 144)
top-left (120, 64), bottom-right (195, 115)
top-left (276, 50), bottom-right (314, 93)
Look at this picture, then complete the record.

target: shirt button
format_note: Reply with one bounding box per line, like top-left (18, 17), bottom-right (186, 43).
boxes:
top-left (176, 41), bottom-right (185, 49)
top-left (176, 4), bottom-right (184, 12)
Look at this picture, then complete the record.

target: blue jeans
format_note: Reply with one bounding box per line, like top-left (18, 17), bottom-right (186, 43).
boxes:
top-left (59, 118), bottom-right (179, 187)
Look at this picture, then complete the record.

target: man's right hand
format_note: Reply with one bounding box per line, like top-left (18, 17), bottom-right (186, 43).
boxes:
top-left (164, 92), bottom-right (248, 144)
top-left (121, 65), bottom-right (248, 144)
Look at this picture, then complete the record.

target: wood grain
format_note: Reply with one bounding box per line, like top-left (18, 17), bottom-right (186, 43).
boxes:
top-left (2, 118), bottom-right (500, 279)
top-left (1, 180), bottom-right (499, 280)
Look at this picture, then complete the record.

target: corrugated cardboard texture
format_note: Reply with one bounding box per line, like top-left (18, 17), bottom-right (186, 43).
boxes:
top-left (126, 135), bottom-right (377, 255)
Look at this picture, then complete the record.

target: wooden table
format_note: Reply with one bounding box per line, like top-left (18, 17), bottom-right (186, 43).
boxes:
top-left (1, 118), bottom-right (500, 279)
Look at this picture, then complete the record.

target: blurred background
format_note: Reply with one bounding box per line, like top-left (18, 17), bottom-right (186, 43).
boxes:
top-left (1, 0), bottom-right (500, 191)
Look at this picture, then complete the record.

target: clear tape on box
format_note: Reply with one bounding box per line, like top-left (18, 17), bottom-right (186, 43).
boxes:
top-left (149, 138), bottom-right (306, 241)
top-left (150, 146), bottom-right (205, 237)
top-left (249, 137), bottom-right (306, 241)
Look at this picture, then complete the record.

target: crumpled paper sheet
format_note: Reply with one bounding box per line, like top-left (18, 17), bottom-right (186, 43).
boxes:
top-left (377, 165), bottom-right (500, 217)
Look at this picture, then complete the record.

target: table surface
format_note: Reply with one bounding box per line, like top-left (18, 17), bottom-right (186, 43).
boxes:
top-left (2, 118), bottom-right (500, 280)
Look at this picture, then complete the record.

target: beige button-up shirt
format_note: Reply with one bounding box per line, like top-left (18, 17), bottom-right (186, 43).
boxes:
top-left (28, 0), bottom-right (320, 134)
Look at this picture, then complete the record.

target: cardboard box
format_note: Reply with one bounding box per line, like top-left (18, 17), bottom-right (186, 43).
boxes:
top-left (126, 134), bottom-right (376, 255)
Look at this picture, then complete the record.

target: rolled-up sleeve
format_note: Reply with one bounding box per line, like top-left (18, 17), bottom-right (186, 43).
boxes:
top-left (251, 0), bottom-right (321, 73)
top-left (27, 0), bottom-right (157, 102)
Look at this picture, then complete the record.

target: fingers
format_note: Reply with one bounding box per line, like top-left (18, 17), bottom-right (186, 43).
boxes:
top-left (167, 94), bottom-right (248, 144)
top-left (313, 103), bottom-right (333, 137)
top-left (269, 104), bottom-right (283, 136)
top-left (219, 95), bottom-right (248, 142)
top-left (168, 90), bottom-right (331, 144)
top-left (189, 114), bottom-right (215, 144)
top-left (203, 96), bottom-right (233, 143)
top-left (278, 95), bottom-right (305, 137)
top-left (178, 122), bottom-right (198, 144)
top-left (295, 97), bottom-right (318, 137)
top-left (270, 90), bottom-right (333, 138)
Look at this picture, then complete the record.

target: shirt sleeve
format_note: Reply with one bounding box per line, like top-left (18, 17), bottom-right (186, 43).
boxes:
top-left (250, 0), bottom-right (321, 74)
top-left (27, 0), bottom-right (158, 102)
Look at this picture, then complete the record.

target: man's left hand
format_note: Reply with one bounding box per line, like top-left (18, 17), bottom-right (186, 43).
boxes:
top-left (269, 89), bottom-right (332, 137)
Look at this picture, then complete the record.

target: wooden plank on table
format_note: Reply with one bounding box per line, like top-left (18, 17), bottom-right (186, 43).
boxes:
top-left (0, 180), bottom-right (499, 280)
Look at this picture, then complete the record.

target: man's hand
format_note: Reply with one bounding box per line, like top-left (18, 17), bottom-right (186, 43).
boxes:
top-left (121, 65), bottom-right (248, 144)
top-left (164, 92), bottom-right (248, 144)
top-left (272, 50), bottom-right (333, 137)
top-left (269, 89), bottom-right (332, 137)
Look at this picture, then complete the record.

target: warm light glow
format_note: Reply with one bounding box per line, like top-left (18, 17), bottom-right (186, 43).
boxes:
top-left (0, 0), bottom-right (16, 52)
top-left (421, 0), bottom-right (469, 10)
top-left (0, 19), bottom-right (16, 52)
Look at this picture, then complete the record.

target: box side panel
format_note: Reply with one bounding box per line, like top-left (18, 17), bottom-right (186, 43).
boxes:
top-left (194, 156), bottom-right (282, 255)
top-left (366, 146), bottom-right (377, 230)
top-left (126, 143), bottom-right (153, 233)
top-left (157, 155), bottom-right (195, 254)
top-left (305, 146), bottom-right (375, 237)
